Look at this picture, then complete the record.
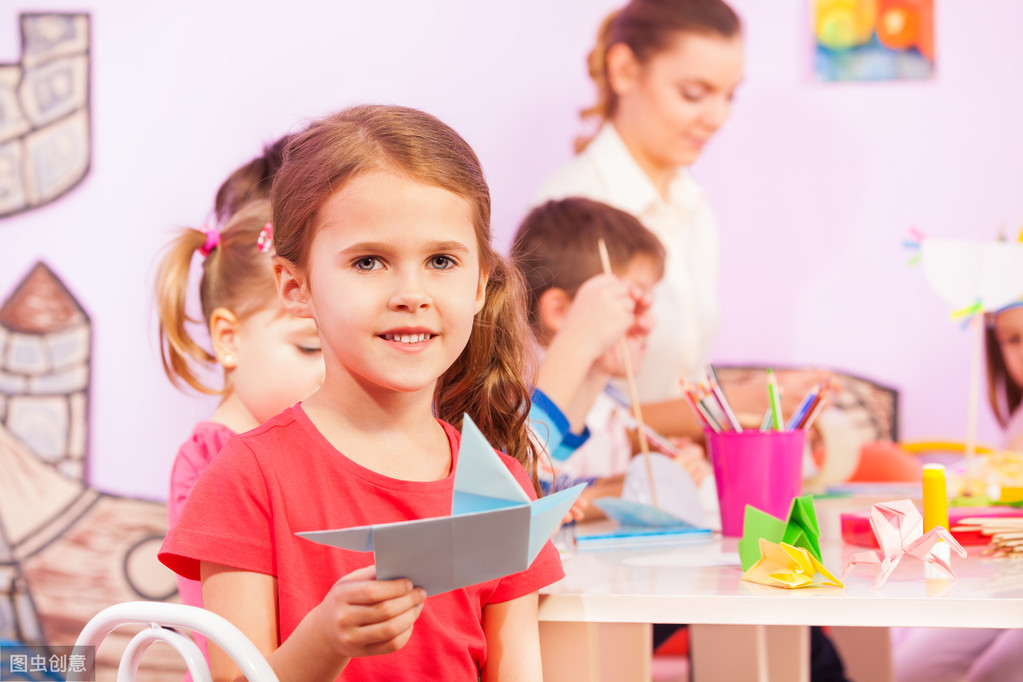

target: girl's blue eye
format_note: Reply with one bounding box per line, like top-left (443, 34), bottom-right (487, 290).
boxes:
top-left (429, 255), bottom-right (455, 269)
top-left (354, 257), bottom-right (381, 271)
top-left (297, 345), bottom-right (322, 355)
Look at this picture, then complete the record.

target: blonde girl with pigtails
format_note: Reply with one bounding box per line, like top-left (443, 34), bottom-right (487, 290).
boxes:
top-left (160, 104), bottom-right (564, 682)
top-left (154, 198), bottom-right (324, 651)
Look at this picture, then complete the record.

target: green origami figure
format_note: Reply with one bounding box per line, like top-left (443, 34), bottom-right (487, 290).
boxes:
top-left (737, 495), bottom-right (822, 571)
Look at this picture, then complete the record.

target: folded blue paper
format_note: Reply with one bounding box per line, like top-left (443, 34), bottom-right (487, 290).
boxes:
top-left (298, 415), bottom-right (586, 595)
top-left (575, 525), bottom-right (712, 549)
top-left (594, 497), bottom-right (698, 529)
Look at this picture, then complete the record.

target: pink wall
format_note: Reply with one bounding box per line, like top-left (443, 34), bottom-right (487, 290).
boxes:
top-left (2, 0), bottom-right (1018, 499)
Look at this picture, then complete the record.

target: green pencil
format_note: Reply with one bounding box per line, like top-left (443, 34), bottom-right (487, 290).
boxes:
top-left (766, 368), bottom-right (784, 431)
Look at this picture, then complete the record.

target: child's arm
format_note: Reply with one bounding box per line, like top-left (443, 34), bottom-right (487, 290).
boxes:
top-left (480, 593), bottom-right (542, 682)
top-left (537, 274), bottom-right (650, 432)
top-left (201, 561), bottom-right (426, 682)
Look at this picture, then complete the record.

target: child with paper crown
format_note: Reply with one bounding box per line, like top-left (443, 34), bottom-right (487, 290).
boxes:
top-left (890, 302), bottom-right (1023, 682)
top-left (159, 105), bottom-right (565, 681)
top-left (511, 197), bottom-right (710, 513)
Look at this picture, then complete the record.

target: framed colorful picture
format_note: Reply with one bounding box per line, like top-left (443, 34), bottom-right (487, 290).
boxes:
top-left (813, 0), bottom-right (935, 81)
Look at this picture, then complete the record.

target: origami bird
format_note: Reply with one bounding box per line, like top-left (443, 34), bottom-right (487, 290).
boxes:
top-left (843, 499), bottom-right (966, 588)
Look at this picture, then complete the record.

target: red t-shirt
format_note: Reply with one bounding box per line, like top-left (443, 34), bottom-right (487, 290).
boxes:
top-left (159, 405), bottom-right (564, 680)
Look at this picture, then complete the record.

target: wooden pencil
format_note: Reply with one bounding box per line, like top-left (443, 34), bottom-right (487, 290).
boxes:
top-left (597, 238), bottom-right (659, 508)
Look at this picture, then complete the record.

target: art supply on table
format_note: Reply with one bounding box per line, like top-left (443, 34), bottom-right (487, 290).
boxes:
top-left (766, 368), bottom-right (784, 431)
top-left (698, 381), bottom-right (732, 432)
top-left (620, 451), bottom-right (706, 527)
top-left (843, 499), bottom-right (966, 588)
top-left (706, 364), bottom-right (742, 432)
top-left (842, 506), bottom-right (1023, 548)
top-left (575, 524), bottom-right (712, 550)
top-left (603, 385), bottom-right (680, 457)
top-left (681, 369), bottom-right (830, 434)
top-left (953, 516), bottom-right (1023, 558)
top-left (785, 382), bottom-right (822, 430)
top-left (923, 463), bottom-right (950, 532)
top-left (681, 381), bottom-right (722, 433)
top-left (737, 494), bottom-right (821, 571)
top-left (741, 538), bottom-right (843, 589)
top-left (799, 383), bottom-right (831, 431)
top-left (706, 429), bottom-right (806, 536)
top-left (597, 238), bottom-right (658, 508)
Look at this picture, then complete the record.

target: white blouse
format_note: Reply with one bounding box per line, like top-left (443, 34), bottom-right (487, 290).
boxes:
top-left (532, 123), bottom-right (720, 401)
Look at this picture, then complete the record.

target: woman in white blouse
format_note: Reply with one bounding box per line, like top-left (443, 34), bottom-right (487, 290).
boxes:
top-left (533, 0), bottom-right (744, 438)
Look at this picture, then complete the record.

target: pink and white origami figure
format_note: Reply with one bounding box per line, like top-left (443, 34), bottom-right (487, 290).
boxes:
top-left (843, 499), bottom-right (966, 588)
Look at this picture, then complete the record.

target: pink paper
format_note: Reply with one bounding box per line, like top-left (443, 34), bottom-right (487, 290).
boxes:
top-left (842, 499), bottom-right (966, 588)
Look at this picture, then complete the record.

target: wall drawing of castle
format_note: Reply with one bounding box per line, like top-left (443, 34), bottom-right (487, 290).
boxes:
top-left (0, 263), bottom-right (185, 680)
top-left (0, 13), bottom-right (91, 218)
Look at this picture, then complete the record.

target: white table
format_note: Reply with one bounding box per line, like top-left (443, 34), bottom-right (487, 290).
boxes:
top-left (538, 499), bottom-right (1023, 681)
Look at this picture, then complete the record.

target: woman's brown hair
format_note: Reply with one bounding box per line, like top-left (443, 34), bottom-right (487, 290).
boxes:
top-left (578, 0), bottom-right (742, 152)
top-left (270, 105), bottom-right (542, 492)
top-left (155, 199), bottom-right (277, 394)
top-left (986, 320), bottom-right (1023, 427)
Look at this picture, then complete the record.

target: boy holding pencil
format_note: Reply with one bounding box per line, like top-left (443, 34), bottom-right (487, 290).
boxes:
top-left (512, 197), bottom-right (710, 512)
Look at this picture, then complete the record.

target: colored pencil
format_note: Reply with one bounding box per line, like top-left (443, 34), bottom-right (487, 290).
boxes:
top-left (603, 386), bottom-right (681, 457)
top-left (682, 381), bottom-right (721, 433)
top-left (766, 369), bottom-right (784, 431)
top-left (705, 365), bottom-right (742, 432)
top-left (785, 382), bottom-right (821, 430)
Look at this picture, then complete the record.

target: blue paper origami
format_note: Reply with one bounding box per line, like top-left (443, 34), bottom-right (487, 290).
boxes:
top-left (298, 415), bottom-right (585, 595)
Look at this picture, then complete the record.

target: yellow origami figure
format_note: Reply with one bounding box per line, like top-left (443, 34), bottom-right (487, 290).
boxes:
top-left (742, 538), bottom-right (844, 589)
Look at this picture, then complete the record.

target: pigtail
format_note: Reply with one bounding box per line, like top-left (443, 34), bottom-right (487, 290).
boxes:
top-left (435, 256), bottom-right (543, 495)
top-left (155, 199), bottom-right (277, 396)
top-left (575, 9), bottom-right (621, 153)
top-left (154, 229), bottom-right (220, 394)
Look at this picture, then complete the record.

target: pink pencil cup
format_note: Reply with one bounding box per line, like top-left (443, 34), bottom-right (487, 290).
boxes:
top-left (707, 429), bottom-right (806, 537)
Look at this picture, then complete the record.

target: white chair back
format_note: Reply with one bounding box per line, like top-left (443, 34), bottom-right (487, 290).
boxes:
top-left (69, 601), bottom-right (279, 682)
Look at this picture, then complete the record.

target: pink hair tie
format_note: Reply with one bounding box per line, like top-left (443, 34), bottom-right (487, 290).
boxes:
top-left (199, 225), bottom-right (220, 258)
top-left (257, 222), bottom-right (273, 253)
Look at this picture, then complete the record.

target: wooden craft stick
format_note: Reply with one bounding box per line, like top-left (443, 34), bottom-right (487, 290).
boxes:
top-left (598, 238), bottom-right (659, 508)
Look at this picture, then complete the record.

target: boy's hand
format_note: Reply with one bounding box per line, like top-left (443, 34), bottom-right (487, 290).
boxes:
top-left (314, 565), bottom-right (427, 659)
top-left (560, 274), bottom-right (641, 361)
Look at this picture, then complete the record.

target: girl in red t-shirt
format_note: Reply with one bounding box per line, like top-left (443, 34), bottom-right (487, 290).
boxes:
top-left (160, 105), bottom-right (563, 681)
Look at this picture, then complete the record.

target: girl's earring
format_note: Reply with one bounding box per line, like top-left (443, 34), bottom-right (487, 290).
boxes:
top-left (222, 354), bottom-right (236, 369)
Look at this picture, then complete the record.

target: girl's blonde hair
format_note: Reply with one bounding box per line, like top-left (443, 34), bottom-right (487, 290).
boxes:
top-left (986, 321), bottom-right (1022, 427)
top-left (271, 105), bottom-right (541, 491)
top-left (155, 199), bottom-right (276, 394)
top-left (577, 0), bottom-right (742, 152)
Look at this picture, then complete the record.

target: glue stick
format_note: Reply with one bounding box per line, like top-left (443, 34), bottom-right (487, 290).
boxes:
top-left (922, 463), bottom-right (949, 532)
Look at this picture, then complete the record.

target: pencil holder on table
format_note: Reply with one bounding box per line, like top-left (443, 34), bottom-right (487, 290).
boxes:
top-left (707, 429), bottom-right (805, 537)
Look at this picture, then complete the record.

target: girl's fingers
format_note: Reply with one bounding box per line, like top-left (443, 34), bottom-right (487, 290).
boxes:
top-left (340, 564), bottom-right (378, 581)
top-left (338, 586), bottom-right (427, 627)
top-left (335, 574), bottom-right (418, 606)
top-left (339, 595), bottom-right (426, 652)
top-left (352, 604), bottom-right (424, 655)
